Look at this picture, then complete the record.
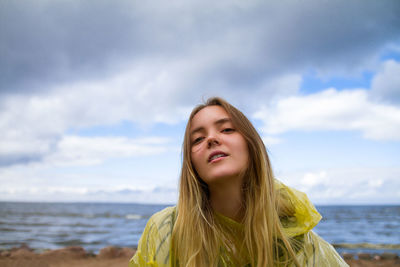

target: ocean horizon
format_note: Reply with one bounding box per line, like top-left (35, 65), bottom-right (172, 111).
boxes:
top-left (1, 201), bottom-right (399, 256)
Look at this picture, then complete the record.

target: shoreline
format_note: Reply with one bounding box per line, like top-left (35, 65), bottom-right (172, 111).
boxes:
top-left (1, 245), bottom-right (399, 267)
top-left (0, 245), bottom-right (135, 267)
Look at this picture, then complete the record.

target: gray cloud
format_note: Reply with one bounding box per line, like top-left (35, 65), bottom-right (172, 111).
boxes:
top-left (1, 0), bottom-right (399, 95)
top-left (370, 60), bottom-right (400, 104)
top-left (1, 0), bottom-right (400, 168)
top-left (0, 154), bottom-right (41, 167)
top-left (1, 1), bottom-right (141, 93)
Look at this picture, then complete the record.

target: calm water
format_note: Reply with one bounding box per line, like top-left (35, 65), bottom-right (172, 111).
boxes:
top-left (0, 202), bottom-right (399, 255)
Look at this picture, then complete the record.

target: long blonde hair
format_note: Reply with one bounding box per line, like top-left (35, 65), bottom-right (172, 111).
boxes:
top-left (172, 97), bottom-right (300, 266)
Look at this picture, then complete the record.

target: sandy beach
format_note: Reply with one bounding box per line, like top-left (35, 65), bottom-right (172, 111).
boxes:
top-left (1, 245), bottom-right (399, 267)
top-left (0, 246), bottom-right (134, 267)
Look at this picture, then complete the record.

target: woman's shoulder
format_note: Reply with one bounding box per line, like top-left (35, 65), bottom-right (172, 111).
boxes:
top-left (129, 206), bottom-right (176, 267)
top-left (147, 206), bottom-right (176, 227)
top-left (145, 206), bottom-right (177, 236)
top-left (300, 231), bottom-right (349, 266)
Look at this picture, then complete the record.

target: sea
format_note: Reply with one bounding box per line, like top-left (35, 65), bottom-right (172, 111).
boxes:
top-left (0, 202), bottom-right (399, 256)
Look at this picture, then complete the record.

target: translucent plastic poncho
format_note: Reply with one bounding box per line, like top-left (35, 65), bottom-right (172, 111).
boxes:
top-left (129, 181), bottom-right (348, 266)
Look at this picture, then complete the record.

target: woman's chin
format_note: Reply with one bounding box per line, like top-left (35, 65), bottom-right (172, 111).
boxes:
top-left (203, 172), bottom-right (243, 186)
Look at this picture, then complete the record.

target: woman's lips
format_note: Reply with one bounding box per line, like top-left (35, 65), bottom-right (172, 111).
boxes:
top-left (208, 151), bottom-right (228, 163)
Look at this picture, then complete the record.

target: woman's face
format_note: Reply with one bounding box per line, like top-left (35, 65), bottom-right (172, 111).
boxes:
top-left (189, 105), bottom-right (249, 186)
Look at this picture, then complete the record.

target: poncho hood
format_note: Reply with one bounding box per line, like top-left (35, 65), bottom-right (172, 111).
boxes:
top-left (274, 179), bottom-right (322, 237)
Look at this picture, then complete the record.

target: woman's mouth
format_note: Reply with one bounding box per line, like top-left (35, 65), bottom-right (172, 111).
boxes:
top-left (208, 151), bottom-right (228, 163)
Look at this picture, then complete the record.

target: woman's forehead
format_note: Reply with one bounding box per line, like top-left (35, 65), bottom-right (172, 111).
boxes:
top-left (190, 106), bottom-right (230, 129)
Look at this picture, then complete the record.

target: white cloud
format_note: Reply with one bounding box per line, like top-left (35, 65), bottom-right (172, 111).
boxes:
top-left (0, 185), bottom-right (178, 204)
top-left (254, 87), bottom-right (400, 141)
top-left (0, 91), bottom-right (173, 168)
top-left (301, 171), bottom-right (328, 187)
top-left (278, 167), bottom-right (400, 204)
top-left (368, 179), bottom-right (383, 188)
top-left (0, 61), bottom-right (189, 166)
top-left (45, 135), bottom-right (171, 166)
top-left (0, 56), bottom-right (303, 168)
top-left (262, 136), bottom-right (283, 146)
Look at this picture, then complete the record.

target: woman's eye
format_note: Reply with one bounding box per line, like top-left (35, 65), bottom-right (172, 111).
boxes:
top-left (222, 128), bottom-right (234, 133)
top-left (192, 137), bottom-right (204, 144)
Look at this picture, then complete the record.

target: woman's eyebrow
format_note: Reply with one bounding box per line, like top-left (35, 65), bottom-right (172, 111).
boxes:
top-left (190, 118), bottom-right (231, 136)
top-left (215, 117), bottom-right (231, 126)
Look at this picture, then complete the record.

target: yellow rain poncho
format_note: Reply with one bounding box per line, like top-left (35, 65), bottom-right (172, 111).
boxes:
top-left (130, 181), bottom-right (348, 266)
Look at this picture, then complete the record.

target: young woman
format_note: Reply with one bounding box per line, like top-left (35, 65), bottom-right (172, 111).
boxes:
top-left (130, 97), bottom-right (348, 267)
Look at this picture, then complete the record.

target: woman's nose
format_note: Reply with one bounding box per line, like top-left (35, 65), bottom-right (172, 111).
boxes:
top-left (207, 135), bottom-right (220, 148)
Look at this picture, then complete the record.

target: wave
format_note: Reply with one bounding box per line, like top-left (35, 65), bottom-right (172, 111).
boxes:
top-left (125, 214), bottom-right (143, 220)
top-left (333, 243), bottom-right (400, 250)
top-left (2, 211), bottom-right (141, 219)
top-left (0, 227), bottom-right (31, 232)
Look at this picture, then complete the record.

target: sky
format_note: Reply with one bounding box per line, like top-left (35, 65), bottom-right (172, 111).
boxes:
top-left (1, 0), bottom-right (399, 205)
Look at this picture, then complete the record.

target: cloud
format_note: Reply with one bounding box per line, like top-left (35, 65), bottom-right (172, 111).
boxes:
top-left (1, 1), bottom-right (399, 204)
top-left (1, 0), bottom-right (399, 95)
top-left (0, 102), bottom-right (171, 168)
top-left (301, 171), bottom-right (328, 187)
top-left (45, 135), bottom-right (171, 166)
top-left (2, 165), bottom-right (398, 204)
top-left (254, 87), bottom-right (400, 141)
top-left (370, 60), bottom-right (400, 104)
top-left (0, 56), bottom-right (303, 168)
top-left (0, 185), bottom-right (178, 204)
top-left (0, 64), bottom-right (186, 167)
top-left (262, 136), bottom-right (283, 146)
top-left (1, 1), bottom-right (399, 167)
top-left (278, 167), bottom-right (400, 204)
